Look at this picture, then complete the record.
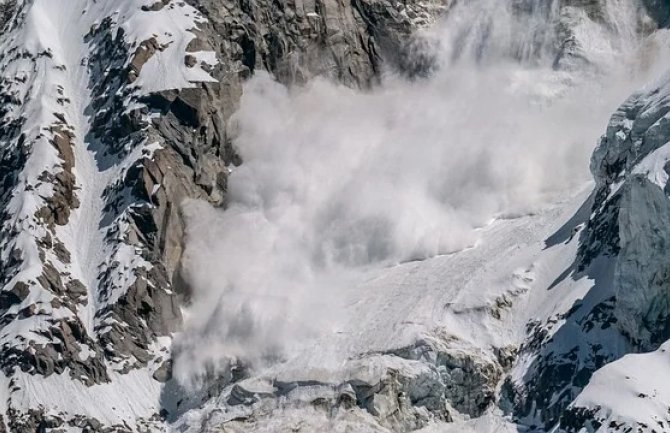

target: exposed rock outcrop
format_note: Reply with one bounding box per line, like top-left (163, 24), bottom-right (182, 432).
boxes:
top-left (505, 25), bottom-right (670, 431)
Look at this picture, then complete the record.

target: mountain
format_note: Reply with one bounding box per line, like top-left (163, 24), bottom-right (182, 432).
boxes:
top-left (1, 0), bottom-right (670, 432)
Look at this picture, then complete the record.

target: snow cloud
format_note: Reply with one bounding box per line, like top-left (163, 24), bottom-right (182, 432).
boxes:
top-left (172, 0), bottom-right (670, 388)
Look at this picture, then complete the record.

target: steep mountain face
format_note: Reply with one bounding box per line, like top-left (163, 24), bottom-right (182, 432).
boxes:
top-left (0, 0), bottom-right (670, 432)
top-left (0, 0), bottom-right (447, 430)
top-left (554, 61), bottom-right (670, 433)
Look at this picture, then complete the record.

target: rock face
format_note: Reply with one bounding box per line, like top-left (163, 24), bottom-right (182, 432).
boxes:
top-left (643, 0), bottom-right (670, 26)
top-left (541, 63), bottom-right (670, 433)
top-left (589, 84), bottom-right (670, 349)
top-left (0, 1), bottom-right (14, 31)
top-left (192, 0), bottom-right (448, 87)
top-left (503, 33), bottom-right (670, 432)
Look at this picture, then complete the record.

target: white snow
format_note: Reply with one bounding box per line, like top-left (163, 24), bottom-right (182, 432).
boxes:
top-left (572, 341), bottom-right (670, 431)
top-left (12, 368), bottom-right (163, 427)
top-left (120, 0), bottom-right (217, 92)
top-left (172, 185), bottom-right (598, 431)
top-left (632, 140), bottom-right (670, 188)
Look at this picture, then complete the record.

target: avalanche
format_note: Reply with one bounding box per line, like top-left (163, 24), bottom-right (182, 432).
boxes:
top-left (174, 0), bottom-right (670, 432)
top-left (1, 0), bottom-right (670, 432)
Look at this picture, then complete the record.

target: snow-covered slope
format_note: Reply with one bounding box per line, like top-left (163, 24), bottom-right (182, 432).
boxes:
top-left (0, 0), bottom-right (219, 429)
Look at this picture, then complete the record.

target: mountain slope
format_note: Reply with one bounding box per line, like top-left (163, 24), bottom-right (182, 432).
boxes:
top-left (555, 59), bottom-right (670, 433)
top-left (0, 0), bottom-right (222, 429)
top-left (0, 0), bottom-right (446, 430)
top-left (1, 0), bottom-right (670, 432)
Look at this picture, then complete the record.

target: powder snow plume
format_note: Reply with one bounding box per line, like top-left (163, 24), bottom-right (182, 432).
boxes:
top-left (172, 0), bottom-right (670, 387)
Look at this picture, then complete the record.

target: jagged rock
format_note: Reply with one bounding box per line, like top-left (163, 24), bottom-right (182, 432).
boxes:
top-left (441, 354), bottom-right (501, 416)
top-left (507, 36), bottom-right (670, 431)
top-left (153, 359), bottom-right (173, 383)
top-left (33, 125), bottom-right (80, 227)
top-left (66, 279), bottom-right (88, 303)
top-left (96, 267), bottom-right (181, 366)
top-left (494, 345), bottom-right (518, 370)
top-left (643, 0), bottom-right (670, 27)
top-left (128, 37), bottom-right (161, 82)
top-left (51, 125), bottom-right (74, 170)
top-left (184, 54), bottom-right (197, 68)
top-left (0, 1), bottom-right (15, 32)
top-left (52, 239), bottom-right (71, 264)
top-left (0, 282), bottom-right (29, 310)
top-left (36, 263), bottom-right (64, 295)
top-left (142, 0), bottom-right (171, 12)
top-left (587, 80), bottom-right (670, 349)
top-left (193, 0), bottom-right (448, 89)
